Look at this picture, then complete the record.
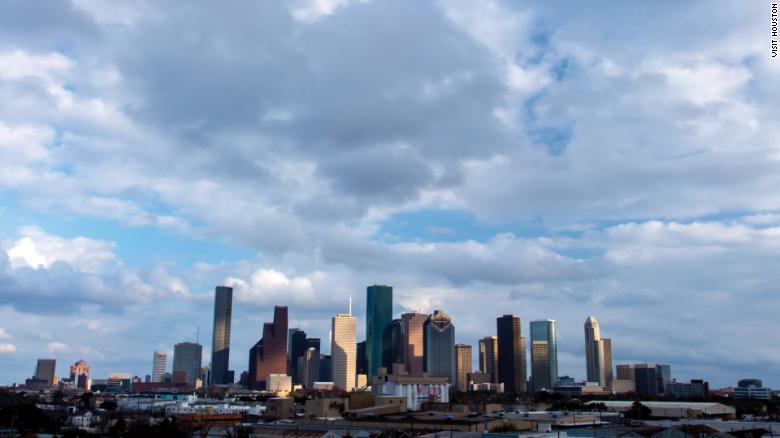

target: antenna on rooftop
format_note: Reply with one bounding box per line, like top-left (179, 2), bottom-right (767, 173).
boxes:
top-left (196, 325), bottom-right (200, 345)
top-left (349, 296), bottom-right (352, 316)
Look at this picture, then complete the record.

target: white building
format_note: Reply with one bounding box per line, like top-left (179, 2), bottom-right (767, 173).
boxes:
top-left (372, 374), bottom-right (450, 411)
top-left (268, 374), bottom-right (293, 393)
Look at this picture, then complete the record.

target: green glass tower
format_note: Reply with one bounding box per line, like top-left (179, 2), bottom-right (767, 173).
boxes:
top-left (366, 284), bottom-right (393, 378)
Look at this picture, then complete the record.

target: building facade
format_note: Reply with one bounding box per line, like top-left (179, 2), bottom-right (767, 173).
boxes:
top-left (423, 310), bottom-right (455, 384)
top-left (152, 352), bottom-right (166, 383)
top-left (497, 314), bottom-right (526, 393)
top-left (248, 306), bottom-right (288, 390)
top-left (301, 347), bottom-right (320, 388)
top-left (366, 285), bottom-right (393, 379)
top-left (455, 344), bottom-right (472, 392)
top-left (584, 316), bottom-right (613, 388)
top-left (70, 360), bottom-right (90, 390)
top-left (332, 313), bottom-right (357, 391)
top-left (289, 329), bottom-right (307, 384)
top-left (172, 342), bottom-right (202, 387)
top-left (210, 285), bottom-right (233, 385)
top-left (530, 319), bottom-right (558, 393)
top-left (401, 312), bottom-right (428, 376)
top-left (390, 318), bottom-right (405, 371)
top-left (35, 359), bottom-right (57, 386)
top-left (356, 340), bottom-right (367, 375)
top-left (478, 336), bottom-right (498, 384)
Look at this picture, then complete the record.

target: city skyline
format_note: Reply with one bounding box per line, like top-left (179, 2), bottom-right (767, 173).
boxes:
top-left (0, 0), bottom-right (777, 389)
top-left (3, 298), bottom-right (775, 389)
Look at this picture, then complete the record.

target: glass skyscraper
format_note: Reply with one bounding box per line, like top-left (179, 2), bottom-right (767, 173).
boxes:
top-left (173, 342), bottom-right (202, 387)
top-left (530, 319), bottom-right (558, 393)
top-left (423, 309), bottom-right (455, 384)
top-left (366, 284), bottom-right (393, 378)
top-left (210, 286), bottom-right (233, 385)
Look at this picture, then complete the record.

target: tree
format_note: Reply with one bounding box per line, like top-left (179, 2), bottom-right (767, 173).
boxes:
top-left (625, 401), bottom-right (652, 420)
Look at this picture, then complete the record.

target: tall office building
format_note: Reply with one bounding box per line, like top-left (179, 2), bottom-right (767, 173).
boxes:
top-left (401, 312), bottom-right (427, 376)
top-left (584, 316), bottom-right (613, 388)
top-left (366, 284), bottom-right (393, 378)
top-left (423, 310), bottom-right (456, 384)
top-left (530, 320), bottom-right (559, 393)
top-left (34, 359), bottom-right (56, 386)
top-left (301, 347), bottom-right (320, 388)
top-left (248, 306), bottom-right (288, 390)
top-left (319, 354), bottom-right (332, 382)
top-left (332, 313), bottom-right (357, 391)
top-left (289, 329), bottom-right (308, 384)
top-left (390, 319), bottom-right (405, 369)
top-left (210, 286), bottom-right (233, 385)
top-left (479, 336), bottom-right (498, 384)
top-left (497, 314), bottom-right (527, 394)
top-left (152, 351), bottom-right (167, 382)
top-left (356, 341), bottom-right (368, 375)
top-left (173, 342), bottom-right (202, 387)
top-left (455, 344), bottom-right (472, 392)
top-left (306, 338), bottom-right (321, 352)
top-left (69, 359), bottom-right (90, 390)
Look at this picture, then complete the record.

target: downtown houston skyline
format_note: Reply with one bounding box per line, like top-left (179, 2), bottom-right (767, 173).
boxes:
top-left (0, 0), bottom-right (777, 388)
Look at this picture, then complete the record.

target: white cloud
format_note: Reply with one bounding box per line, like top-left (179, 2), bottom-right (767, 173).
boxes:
top-left (0, 328), bottom-right (10, 339)
top-left (0, 343), bottom-right (16, 353)
top-left (4, 226), bottom-right (117, 274)
top-left (47, 341), bottom-right (69, 352)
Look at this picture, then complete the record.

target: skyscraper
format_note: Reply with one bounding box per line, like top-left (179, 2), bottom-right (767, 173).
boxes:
top-left (248, 306), bottom-right (288, 390)
top-left (366, 285), bottom-right (392, 378)
top-left (478, 336), bottom-right (498, 384)
top-left (390, 318), bottom-right (405, 369)
top-left (210, 286), bottom-right (233, 385)
top-left (152, 351), bottom-right (167, 383)
top-left (289, 329), bottom-right (307, 384)
top-left (530, 320), bottom-right (558, 393)
top-left (301, 347), bottom-right (320, 388)
top-left (401, 312), bottom-right (427, 376)
top-left (173, 342), bottom-right (202, 387)
top-left (69, 359), bottom-right (90, 390)
top-left (497, 314), bottom-right (526, 394)
top-left (356, 341), bottom-right (367, 375)
top-left (455, 344), bottom-right (472, 392)
top-left (34, 359), bottom-right (56, 386)
top-left (584, 316), bottom-right (613, 388)
top-left (332, 313), bottom-right (357, 391)
top-left (423, 310), bottom-right (455, 384)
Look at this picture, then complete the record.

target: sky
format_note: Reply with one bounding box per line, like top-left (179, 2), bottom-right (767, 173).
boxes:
top-left (0, 0), bottom-right (778, 389)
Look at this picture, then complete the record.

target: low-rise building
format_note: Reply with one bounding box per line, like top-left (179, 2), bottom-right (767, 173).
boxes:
top-left (590, 401), bottom-right (736, 419)
top-left (266, 397), bottom-right (294, 420)
top-left (371, 372), bottom-right (450, 411)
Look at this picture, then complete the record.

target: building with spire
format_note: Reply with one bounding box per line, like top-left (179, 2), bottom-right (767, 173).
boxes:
top-left (332, 313), bottom-right (357, 391)
top-left (584, 316), bottom-right (613, 388)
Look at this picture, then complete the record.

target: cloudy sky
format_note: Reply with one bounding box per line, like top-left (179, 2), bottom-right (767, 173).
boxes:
top-left (0, 0), bottom-right (778, 388)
